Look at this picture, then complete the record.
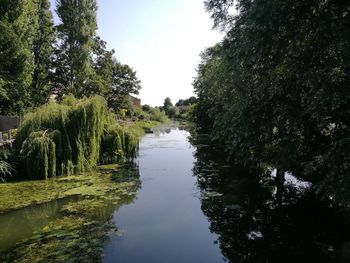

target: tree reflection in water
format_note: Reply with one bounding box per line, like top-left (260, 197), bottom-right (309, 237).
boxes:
top-left (192, 143), bottom-right (350, 263)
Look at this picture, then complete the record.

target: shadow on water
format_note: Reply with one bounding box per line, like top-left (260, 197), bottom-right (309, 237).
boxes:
top-left (192, 142), bottom-right (350, 263)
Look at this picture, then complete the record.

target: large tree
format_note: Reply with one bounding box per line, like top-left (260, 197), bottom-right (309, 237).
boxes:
top-left (90, 36), bottom-right (115, 96)
top-left (55, 0), bottom-right (98, 97)
top-left (30, 0), bottom-right (54, 107)
top-left (107, 61), bottom-right (141, 111)
top-left (195, 0), bottom-right (350, 203)
top-left (0, 0), bottom-right (38, 115)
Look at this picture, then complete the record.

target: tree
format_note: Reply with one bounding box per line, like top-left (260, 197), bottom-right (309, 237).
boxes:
top-left (196, 0), bottom-right (350, 203)
top-left (162, 97), bottom-right (178, 118)
top-left (176, 96), bottom-right (197, 107)
top-left (142, 104), bottom-right (151, 112)
top-left (55, 0), bottom-right (98, 97)
top-left (163, 97), bottom-right (173, 112)
top-left (31, 0), bottom-right (54, 106)
top-left (107, 61), bottom-right (141, 111)
top-left (90, 36), bottom-right (114, 96)
top-left (0, 0), bottom-right (37, 115)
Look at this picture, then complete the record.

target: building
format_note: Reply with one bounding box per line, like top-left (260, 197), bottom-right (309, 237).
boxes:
top-left (128, 95), bottom-right (141, 108)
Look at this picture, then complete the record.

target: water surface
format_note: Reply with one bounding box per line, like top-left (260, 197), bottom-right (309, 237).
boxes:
top-left (103, 126), bottom-right (224, 263)
top-left (104, 124), bottom-right (350, 263)
top-left (0, 196), bottom-right (77, 252)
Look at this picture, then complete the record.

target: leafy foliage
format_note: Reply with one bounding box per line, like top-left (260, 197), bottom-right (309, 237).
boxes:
top-left (15, 95), bottom-right (154, 180)
top-left (31, 0), bottom-right (54, 106)
top-left (195, 0), bottom-right (350, 203)
top-left (0, 149), bottom-right (13, 181)
top-left (149, 107), bottom-right (168, 123)
top-left (0, 0), bottom-right (34, 115)
top-left (107, 62), bottom-right (141, 111)
top-left (162, 97), bottom-right (178, 118)
top-left (175, 96), bottom-right (197, 107)
top-left (54, 0), bottom-right (98, 97)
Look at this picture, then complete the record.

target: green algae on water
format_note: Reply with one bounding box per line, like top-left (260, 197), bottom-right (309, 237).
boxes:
top-left (0, 165), bottom-right (140, 262)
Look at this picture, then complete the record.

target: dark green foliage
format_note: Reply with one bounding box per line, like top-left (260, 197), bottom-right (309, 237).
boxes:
top-left (0, 0), bottom-right (35, 115)
top-left (90, 36), bottom-right (115, 96)
top-left (175, 96), bottom-right (197, 107)
top-left (142, 104), bottom-right (151, 112)
top-left (55, 0), bottom-right (98, 96)
top-left (163, 97), bottom-right (173, 112)
top-left (31, 0), bottom-right (54, 106)
top-left (162, 97), bottom-right (178, 118)
top-left (0, 0), bottom-right (55, 114)
top-left (175, 96), bottom-right (197, 120)
top-left (195, 0), bottom-right (350, 203)
top-left (107, 62), bottom-right (141, 111)
top-left (1, 0), bottom-right (141, 115)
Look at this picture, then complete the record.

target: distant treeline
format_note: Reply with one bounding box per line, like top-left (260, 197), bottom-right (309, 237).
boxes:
top-left (194, 0), bottom-right (350, 203)
top-left (150, 97), bottom-right (197, 120)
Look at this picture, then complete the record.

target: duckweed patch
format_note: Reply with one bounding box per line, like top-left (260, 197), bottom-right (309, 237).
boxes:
top-left (1, 216), bottom-right (111, 263)
top-left (0, 165), bottom-right (140, 262)
top-left (0, 165), bottom-right (138, 214)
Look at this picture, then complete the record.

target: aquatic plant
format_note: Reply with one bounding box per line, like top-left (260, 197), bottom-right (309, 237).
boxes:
top-left (0, 166), bottom-right (140, 262)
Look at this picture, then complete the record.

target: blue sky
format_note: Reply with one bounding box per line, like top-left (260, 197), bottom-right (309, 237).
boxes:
top-left (50, 0), bottom-right (222, 106)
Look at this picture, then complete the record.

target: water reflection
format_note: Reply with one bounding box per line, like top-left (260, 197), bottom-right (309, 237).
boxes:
top-left (103, 127), bottom-right (224, 263)
top-left (0, 196), bottom-right (78, 252)
top-left (193, 144), bottom-right (350, 263)
top-left (0, 163), bottom-right (141, 254)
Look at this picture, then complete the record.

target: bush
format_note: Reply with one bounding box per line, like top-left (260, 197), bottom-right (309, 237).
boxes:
top-left (149, 107), bottom-right (167, 123)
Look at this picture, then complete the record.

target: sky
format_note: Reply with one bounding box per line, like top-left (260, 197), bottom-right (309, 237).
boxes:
top-left (50, 0), bottom-right (222, 106)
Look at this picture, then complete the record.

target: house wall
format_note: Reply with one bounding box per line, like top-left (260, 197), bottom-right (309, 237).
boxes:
top-left (129, 96), bottom-right (141, 108)
top-left (0, 116), bottom-right (20, 132)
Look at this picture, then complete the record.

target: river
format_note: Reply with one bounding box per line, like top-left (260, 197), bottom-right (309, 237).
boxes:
top-left (1, 123), bottom-right (350, 262)
top-left (103, 125), bottom-right (224, 262)
top-left (103, 124), bottom-right (350, 263)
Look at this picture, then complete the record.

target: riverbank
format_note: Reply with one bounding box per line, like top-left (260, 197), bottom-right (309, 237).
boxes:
top-left (0, 120), bottom-right (158, 213)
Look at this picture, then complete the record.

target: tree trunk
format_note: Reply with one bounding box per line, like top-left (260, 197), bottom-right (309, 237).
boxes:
top-left (275, 169), bottom-right (285, 207)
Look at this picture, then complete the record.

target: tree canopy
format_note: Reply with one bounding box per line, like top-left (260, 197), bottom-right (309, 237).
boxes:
top-left (0, 0), bottom-right (142, 115)
top-left (195, 0), bottom-right (350, 203)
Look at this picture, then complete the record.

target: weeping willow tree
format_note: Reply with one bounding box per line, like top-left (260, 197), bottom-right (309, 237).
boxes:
top-left (99, 124), bottom-right (138, 165)
top-left (17, 96), bottom-right (106, 179)
top-left (20, 131), bottom-right (57, 179)
top-left (16, 95), bottom-right (140, 180)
